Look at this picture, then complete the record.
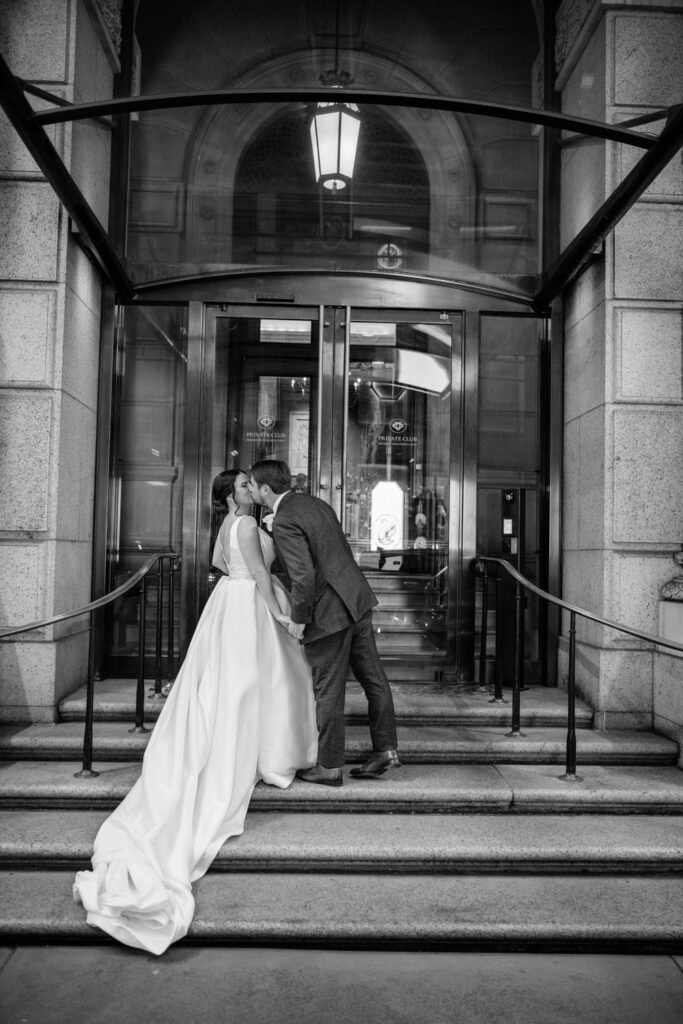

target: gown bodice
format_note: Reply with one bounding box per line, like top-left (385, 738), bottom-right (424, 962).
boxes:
top-left (212, 516), bottom-right (275, 580)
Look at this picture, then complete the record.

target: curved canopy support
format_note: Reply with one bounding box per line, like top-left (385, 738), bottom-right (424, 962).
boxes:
top-left (31, 85), bottom-right (657, 151)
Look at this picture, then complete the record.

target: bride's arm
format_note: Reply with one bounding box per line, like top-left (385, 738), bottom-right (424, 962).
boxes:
top-left (236, 517), bottom-right (289, 625)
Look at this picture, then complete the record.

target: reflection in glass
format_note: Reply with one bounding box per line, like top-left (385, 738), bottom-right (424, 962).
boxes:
top-left (345, 319), bottom-right (454, 657)
top-left (106, 306), bottom-right (188, 671)
top-left (212, 315), bottom-right (318, 493)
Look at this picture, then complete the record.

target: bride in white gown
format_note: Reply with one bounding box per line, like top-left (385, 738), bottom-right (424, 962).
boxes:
top-left (73, 471), bottom-right (317, 955)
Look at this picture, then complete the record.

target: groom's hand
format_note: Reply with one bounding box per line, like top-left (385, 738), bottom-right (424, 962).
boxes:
top-left (287, 620), bottom-right (305, 642)
top-left (276, 614), bottom-right (291, 629)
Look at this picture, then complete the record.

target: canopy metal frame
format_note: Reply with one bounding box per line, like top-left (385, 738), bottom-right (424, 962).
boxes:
top-left (1, 50), bottom-right (682, 308)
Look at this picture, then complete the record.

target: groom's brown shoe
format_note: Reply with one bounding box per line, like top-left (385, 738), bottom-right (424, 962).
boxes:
top-left (296, 764), bottom-right (343, 787)
top-left (349, 749), bottom-right (401, 779)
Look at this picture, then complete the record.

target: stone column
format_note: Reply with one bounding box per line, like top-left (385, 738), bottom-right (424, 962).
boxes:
top-left (0, 0), bottom-right (119, 721)
top-left (556, 0), bottom-right (683, 728)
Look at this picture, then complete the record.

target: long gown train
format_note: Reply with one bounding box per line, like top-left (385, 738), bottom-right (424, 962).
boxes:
top-left (73, 520), bottom-right (317, 955)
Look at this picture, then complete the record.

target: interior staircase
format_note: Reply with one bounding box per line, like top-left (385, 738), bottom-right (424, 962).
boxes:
top-left (362, 570), bottom-right (449, 679)
top-left (0, 679), bottom-right (682, 952)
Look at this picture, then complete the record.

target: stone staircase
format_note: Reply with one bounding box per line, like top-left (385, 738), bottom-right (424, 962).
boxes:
top-left (0, 681), bottom-right (682, 951)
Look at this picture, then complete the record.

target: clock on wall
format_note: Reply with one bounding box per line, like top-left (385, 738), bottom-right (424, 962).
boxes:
top-left (377, 242), bottom-right (403, 270)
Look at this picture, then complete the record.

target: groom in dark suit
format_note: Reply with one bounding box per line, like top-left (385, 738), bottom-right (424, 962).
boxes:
top-left (249, 459), bottom-right (400, 786)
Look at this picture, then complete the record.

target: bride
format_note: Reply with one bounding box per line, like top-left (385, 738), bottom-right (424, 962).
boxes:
top-left (73, 470), bottom-right (317, 954)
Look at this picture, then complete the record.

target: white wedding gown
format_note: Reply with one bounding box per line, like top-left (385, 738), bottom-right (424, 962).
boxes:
top-left (73, 517), bottom-right (317, 955)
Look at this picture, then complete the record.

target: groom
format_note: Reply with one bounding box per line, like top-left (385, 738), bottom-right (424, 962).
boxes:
top-left (249, 459), bottom-right (400, 787)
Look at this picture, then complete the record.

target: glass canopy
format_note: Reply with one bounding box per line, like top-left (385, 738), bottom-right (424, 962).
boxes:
top-left (121, 0), bottom-right (543, 291)
top-left (0, 0), bottom-right (674, 307)
top-left (125, 102), bottom-right (540, 291)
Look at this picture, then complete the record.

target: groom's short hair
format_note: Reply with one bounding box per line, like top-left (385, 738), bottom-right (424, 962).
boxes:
top-left (250, 459), bottom-right (292, 494)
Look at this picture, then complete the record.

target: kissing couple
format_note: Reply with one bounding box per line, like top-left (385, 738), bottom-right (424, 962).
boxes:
top-left (74, 459), bottom-right (400, 954)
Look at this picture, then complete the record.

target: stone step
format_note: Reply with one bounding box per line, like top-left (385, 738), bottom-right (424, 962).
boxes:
top-left (124, 652), bottom-right (451, 680)
top-left (2, 870), bottom-right (682, 951)
top-left (2, 760), bottom-right (682, 814)
top-left (365, 572), bottom-right (433, 590)
top-left (1, 809), bottom-right (681, 873)
top-left (380, 659), bottom-right (450, 681)
top-left (374, 593), bottom-right (432, 609)
top-left (1, 721), bottom-right (674, 765)
top-left (375, 631), bottom-right (443, 652)
top-left (58, 681), bottom-right (595, 728)
top-left (372, 608), bottom-right (433, 626)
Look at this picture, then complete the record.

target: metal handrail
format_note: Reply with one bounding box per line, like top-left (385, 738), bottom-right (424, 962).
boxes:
top-left (0, 553), bottom-right (172, 639)
top-left (475, 556), bottom-right (683, 782)
top-left (1, 552), bottom-right (180, 777)
top-left (477, 557), bottom-right (683, 653)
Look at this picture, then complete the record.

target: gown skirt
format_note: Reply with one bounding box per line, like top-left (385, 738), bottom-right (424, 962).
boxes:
top-left (73, 566), bottom-right (317, 955)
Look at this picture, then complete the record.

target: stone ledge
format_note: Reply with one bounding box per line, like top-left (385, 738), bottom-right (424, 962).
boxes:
top-left (0, 722), bottom-right (677, 766)
top-left (3, 871), bottom-right (682, 950)
top-left (57, 680), bottom-right (595, 728)
top-left (1, 809), bottom-right (681, 873)
top-left (1, 760), bottom-right (682, 815)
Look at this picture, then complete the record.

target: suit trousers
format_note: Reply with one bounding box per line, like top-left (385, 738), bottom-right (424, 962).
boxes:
top-left (303, 610), bottom-right (398, 768)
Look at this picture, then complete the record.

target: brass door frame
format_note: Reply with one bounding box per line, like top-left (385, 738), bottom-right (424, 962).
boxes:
top-left (185, 299), bottom-right (472, 676)
top-left (160, 275), bottom-right (550, 682)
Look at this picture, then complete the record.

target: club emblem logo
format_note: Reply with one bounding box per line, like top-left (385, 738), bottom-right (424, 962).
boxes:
top-left (258, 416), bottom-right (276, 430)
top-left (390, 418), bottom-right (407, 433)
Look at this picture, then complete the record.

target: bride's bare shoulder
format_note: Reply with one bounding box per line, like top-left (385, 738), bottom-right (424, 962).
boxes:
top-left (217, 511), bottom-right (237, 539)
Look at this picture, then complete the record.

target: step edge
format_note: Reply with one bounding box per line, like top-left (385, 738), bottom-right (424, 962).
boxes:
top-left (2, 855), bottom-right (681, 874)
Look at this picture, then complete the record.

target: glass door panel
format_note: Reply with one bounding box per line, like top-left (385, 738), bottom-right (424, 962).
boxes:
top-left (198, 306), bottom-right (321, 612)
top-left (476, 314), bottom-right (543, 685)
top-left (205, 305), bottom-right (462, 669)
top-left (342, 311), bottom-right (462, 664)
top-left (213, 311), bottom-right (319, 488)
top-left (105, 305), bottom-right (188, 675)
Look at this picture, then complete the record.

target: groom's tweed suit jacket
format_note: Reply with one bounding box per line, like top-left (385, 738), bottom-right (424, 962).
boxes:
top-left (271, 491), bottom-right (377, 643)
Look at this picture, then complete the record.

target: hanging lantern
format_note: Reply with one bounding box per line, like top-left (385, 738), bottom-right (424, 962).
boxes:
top-left (310, 100), bottom-right (361, 191)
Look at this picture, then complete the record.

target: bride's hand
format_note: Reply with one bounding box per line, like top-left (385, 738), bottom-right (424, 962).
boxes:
top-left (286, 620), bottom-right (305, 641)
top-left (276, 614), bottom-right (291, 629)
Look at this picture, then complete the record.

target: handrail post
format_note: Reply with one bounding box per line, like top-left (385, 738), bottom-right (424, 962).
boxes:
top-left (149, 558), bottom-right (164, 699)
top-left (476, 563), bottom-right (489, 691)
top-left (74, 610), bottom-right (99, 778)
top-left (507, 581), bottom-right (526, 737)
top-left (489, 566), bottom-right (507, 704)
top-left (164, 556), bottom-right (177, 695)
top-left (130, 575), bottom-right (150, 734)
top-left (560, 609), bottom-right (582, 781)
top-left (167, 557), bottom-right (173, 677)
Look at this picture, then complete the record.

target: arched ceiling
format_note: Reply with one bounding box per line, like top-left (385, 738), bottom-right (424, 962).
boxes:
top-left (134, 0), bottom-right (539, 107)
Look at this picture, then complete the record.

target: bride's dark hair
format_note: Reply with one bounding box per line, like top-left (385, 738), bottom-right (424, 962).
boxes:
top-left (212, 468), bottom-right (244, 508)
top-left (210, 469), bottom-right (248, 559)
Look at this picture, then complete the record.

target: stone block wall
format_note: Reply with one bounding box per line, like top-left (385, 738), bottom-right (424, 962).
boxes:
top-left (0, 1), bottom-right (118, 721)
top-left (556, 0), bottom-right (683, 731)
